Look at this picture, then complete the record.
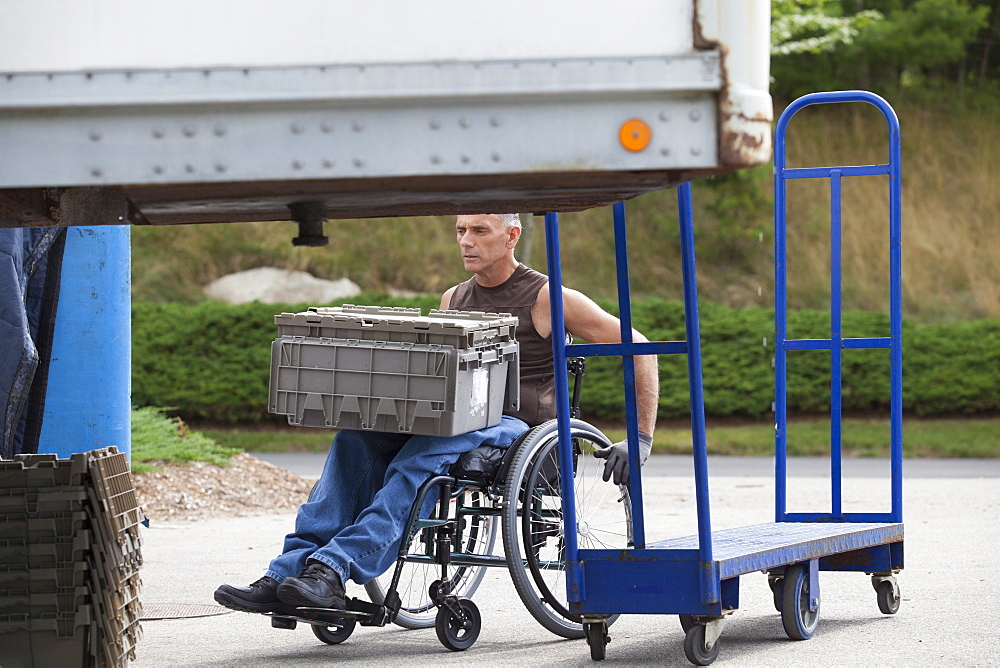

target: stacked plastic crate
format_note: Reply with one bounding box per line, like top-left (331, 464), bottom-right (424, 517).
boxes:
top-left (0, 447), bottom-right (143, 667)
top-left (269, 305), bottom-right (520, 436)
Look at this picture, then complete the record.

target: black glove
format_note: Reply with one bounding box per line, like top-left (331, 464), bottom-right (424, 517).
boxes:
top-left (593, 432), bottom-right (653, 486)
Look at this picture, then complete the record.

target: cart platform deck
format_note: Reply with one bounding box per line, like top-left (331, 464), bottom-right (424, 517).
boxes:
top-left (649, 521), bottom-right (903, 578)
top-left (571, 521), bottom-right (903, 616)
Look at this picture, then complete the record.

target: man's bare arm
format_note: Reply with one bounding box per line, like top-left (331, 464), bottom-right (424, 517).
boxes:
top-left (543, 287), bottom-right (660, 435)
top-left (440, 286), bottom-right (456, 310)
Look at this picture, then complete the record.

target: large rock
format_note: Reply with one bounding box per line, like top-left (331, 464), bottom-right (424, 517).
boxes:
top-left (204, 267), bottom-right (361, 304)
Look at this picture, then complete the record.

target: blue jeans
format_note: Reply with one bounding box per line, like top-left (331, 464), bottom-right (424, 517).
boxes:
top-left (266, 415), bottom-right (527, 585)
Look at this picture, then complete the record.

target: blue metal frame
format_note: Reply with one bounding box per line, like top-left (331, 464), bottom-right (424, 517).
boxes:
top-left (545, 92), bottom-right (903, 637)
top-left (773, 91), bottom-right (904, 524)
top-left (545, 184), bottom-right (714, 605)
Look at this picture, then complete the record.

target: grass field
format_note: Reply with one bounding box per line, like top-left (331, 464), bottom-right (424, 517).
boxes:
top-left (131, 407), bottom-right (241, 473)
top-left (199, 416), bottom-right (998, 460)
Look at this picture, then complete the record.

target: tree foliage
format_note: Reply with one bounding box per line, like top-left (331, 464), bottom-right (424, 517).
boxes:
top-left (771, 0), bottom-right (883, 56)
top-left (771, 0), bottom-right (995, 99)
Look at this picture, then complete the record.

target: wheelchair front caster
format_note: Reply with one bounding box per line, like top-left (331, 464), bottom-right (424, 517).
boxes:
top-left (435, 597), bottom-right (481, 651)
top-left (311, 616), bottom-right (357, 645)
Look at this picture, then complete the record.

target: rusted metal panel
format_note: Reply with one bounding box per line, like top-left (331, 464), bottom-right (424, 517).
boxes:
top-left (1, 169), bottom-right (738, 227)
top-left (0, 189), bottom-right (56, 227)
top-left (820, 540), bottom-right (904, 573)
top-left (695, 0), bottom-right (773, 168)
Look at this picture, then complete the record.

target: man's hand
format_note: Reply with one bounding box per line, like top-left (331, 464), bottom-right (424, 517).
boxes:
top-left (593, 432), bottom-right (653, 486)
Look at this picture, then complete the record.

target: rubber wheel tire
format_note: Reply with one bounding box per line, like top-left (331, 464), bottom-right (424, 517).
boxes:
top-left (679, 615), bottom-right (696, 633)
top-left (876, 580), bottom-right (900, 614)
top-left (769, 576), bottom-right (784, 612)
top-left (585, 622), bottom-right (607, 661)
top-left (435, 598), bottom-right (481, 651)
top-left (501, 419), bottom-right (631, 639)
top-left (781, 563), bottom-right (819, 640)
top-left (683, 625), bottom-right (720, 666)
top-left (311, 617), bottom-right (356, 644)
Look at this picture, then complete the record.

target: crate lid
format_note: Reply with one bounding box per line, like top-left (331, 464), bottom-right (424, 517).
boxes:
top-left (275, 305), bottom-right (518, 334)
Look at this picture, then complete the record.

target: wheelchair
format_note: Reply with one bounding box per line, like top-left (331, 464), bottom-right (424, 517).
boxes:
top-left (267, 359), bottom-right (634, 652)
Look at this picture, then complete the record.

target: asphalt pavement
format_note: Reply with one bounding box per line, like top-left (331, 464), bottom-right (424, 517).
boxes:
top-left (132, 454), bottom-right (1000, 667)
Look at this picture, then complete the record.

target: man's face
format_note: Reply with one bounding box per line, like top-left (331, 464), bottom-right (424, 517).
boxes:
top-left (455, 214), bottom-right (514, 274)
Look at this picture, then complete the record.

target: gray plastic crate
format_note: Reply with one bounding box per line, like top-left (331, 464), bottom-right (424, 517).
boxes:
top-left (0, 454), bottom-right (88, 488)
top-left (269, 306), bottom-right (519, 437)
top-left (275, 305), bottom-right (517, 348)
top-left (0, 561), bottom-right (89, 591)
top-left (0, 605), bottom-right (91, 668)
top-left (0, 446), bottom-right (143, 668)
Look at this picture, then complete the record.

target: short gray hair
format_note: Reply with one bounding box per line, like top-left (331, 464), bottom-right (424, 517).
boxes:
top-left (497, 213), bottom-right (522, 229)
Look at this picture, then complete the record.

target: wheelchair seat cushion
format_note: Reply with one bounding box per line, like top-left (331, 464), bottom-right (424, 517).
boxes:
top-left (449, 444), bottom-right (505, 482)
top-left (449, 429), bottom-right (532, 483)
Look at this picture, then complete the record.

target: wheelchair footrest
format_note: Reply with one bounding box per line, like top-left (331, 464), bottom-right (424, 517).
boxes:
top-left (267, 596), bottom-right (391, 627)
top-left (347, 596), bottom-right (393, 626)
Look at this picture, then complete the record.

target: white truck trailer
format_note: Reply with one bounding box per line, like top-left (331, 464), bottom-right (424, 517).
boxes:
top-left (0, 0), bottom-right (772, 227)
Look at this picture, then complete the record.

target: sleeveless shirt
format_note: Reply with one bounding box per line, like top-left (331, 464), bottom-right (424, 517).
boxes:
top-left (448, 264), bottom-right (554, 426)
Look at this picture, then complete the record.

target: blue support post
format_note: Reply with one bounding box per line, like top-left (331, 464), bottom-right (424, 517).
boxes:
top-left (544, 212), bottom-right (581, 591)
top-left (612, 201), bottom-right (647, 549)
top-left (677, 183), bottom-right (716, 604)
top-left (887, 107), bottom-right (904, 524)
top-left (37, 226), bottom-right (131, 459)
top-left (830, 170), bottom-right (843, 518)
top-left (774, 134), bottom-right (790, 523)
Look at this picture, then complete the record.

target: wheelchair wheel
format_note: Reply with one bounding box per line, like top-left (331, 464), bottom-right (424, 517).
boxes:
top-left (365, 486), bottom-right (497, 629)
top-left (501, 419), bottom-right (632, 639)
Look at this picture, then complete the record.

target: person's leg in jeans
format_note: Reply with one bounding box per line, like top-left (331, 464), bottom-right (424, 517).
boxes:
top-left (266, 429), bottom-right (411, 581)
top-left (303, 415), bottom-right (527, 586)
top-left (219, 417), bottom-right (526, 611)
top-left (213, 429), bottom-right (409, 613)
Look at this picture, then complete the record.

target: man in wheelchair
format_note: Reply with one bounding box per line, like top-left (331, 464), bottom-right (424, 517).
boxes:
top-left (215, 212), bottom-right (659, 619)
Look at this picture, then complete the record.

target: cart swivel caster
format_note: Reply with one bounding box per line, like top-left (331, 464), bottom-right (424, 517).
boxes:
top-left (679, 614), bottom-right (696, 633)
top-left (872, 574), bottom-right (900, 614)
top-left (683, 617), bottom-right (725, 666)
top-left (767, 573), bottom-right (784, 612)
top-left (435, 596), bottom-right (481, 651)
top-left (583, 619), bottom-right (610, 661)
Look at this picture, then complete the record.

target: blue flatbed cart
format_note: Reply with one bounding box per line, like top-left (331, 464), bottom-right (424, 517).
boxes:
top-left (542, 91), bottom-right (904, 665)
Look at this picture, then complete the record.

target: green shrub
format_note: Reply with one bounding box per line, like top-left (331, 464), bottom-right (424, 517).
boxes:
top-left (131, 406), bottom-right (241, 473)
top-left (132, 298), bottom-right (999, 424)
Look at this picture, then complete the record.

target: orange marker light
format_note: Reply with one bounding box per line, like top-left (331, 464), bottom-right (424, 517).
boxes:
top-left (619, 118), bottom-right (652, 152)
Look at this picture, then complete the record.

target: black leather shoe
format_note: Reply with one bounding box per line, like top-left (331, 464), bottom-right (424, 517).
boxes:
top-left (276, 560), bottom-right (346, 609)
top-left (214, 576), bottom-right (294, 615)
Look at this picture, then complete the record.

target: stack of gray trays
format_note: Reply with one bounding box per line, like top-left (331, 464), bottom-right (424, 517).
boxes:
top-left (0, 447), bottom-right (144, 667)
